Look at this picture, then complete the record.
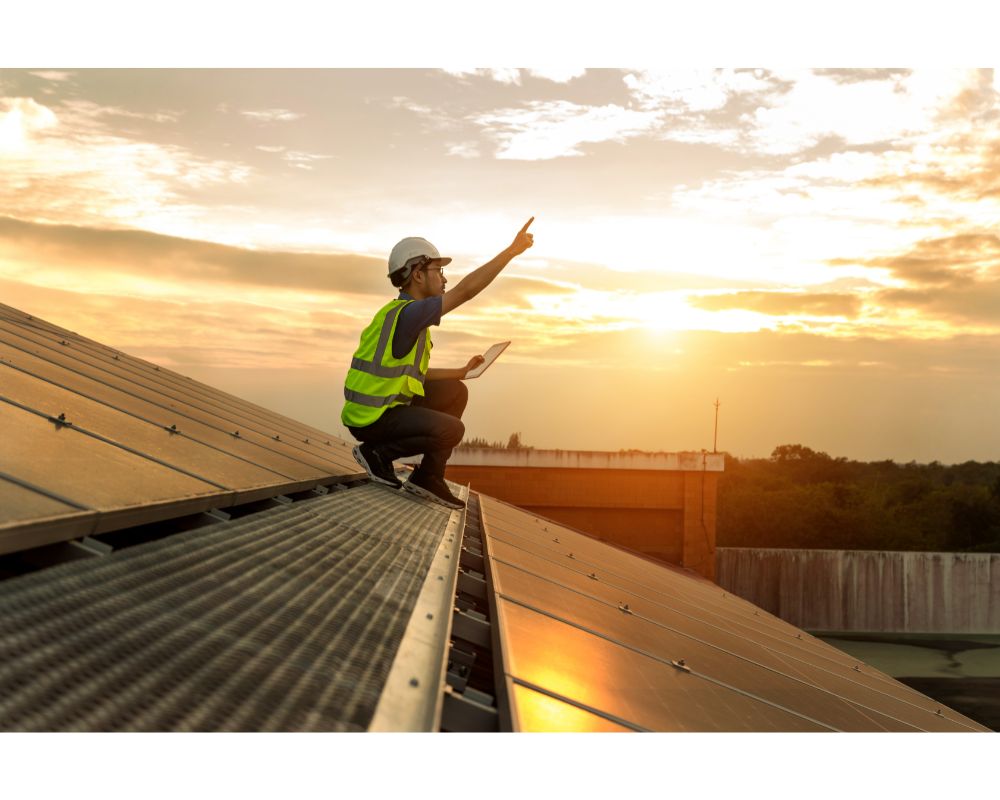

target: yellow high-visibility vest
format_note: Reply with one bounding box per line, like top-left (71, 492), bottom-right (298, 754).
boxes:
top-left (341, 299), bottom-right (432, 427)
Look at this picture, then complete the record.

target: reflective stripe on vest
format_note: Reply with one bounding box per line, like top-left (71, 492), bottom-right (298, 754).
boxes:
top-left (341, 299), bottom-right (431, 427)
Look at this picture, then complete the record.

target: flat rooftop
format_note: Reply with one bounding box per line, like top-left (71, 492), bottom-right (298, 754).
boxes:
top-left (447, 448), bottom-right (725, 472)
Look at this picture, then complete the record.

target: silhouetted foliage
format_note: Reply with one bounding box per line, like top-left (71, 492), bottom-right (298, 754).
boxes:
top-left (457, 432), bottom-right (532, 451)
top-left (718, 445), bottom-right (1000, 552)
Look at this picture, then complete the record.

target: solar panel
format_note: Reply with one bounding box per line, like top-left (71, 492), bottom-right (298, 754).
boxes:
top-left (508, 681), bottom-right (635, 732)
top-left (0, 304), bottom-right (362, 555)
top-left (0, 304), bottom-right (335, 448)
top-left (499, 600), bottom-right (829, 731)
top-left (0, 475), bottom-right (96, 554)
top-left (478, 495), bottom-right (986, 731)
top-left (0, 340), bottom-right (346, 481)
top-left (0, 319), bottom-right (355, 474)
top-left (1, 399), bottom-right (223, 534)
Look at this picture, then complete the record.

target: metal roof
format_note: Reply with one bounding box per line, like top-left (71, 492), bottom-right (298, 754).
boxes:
top-left (0, 482), bottom-right (459, 731)
top-left (0, 303), bottom-right (988, 731)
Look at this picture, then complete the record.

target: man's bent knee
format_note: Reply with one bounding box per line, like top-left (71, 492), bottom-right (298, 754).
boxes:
top-left (444, 417), bottom-right (465, 447)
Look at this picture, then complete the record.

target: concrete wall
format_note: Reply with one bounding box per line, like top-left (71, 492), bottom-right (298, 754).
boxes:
top-left (444, 449), bottom-right (721, 580)
top-left (717, 547), bottom-right (1000, 633)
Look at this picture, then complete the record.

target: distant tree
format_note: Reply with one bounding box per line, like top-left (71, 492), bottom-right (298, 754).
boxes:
top-left (771, 444), bottom-right (830, 462)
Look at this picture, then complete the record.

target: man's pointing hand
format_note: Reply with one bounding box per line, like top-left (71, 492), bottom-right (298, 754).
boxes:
top-left (509, 216), bottom-right (535, 256)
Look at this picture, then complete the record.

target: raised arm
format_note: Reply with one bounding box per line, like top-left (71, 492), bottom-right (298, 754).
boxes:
top-left (441, 217), bottom-right (534, 316)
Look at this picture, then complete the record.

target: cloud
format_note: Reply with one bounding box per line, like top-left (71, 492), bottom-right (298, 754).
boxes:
top-left (445, 141), bottom-right (480, 159)
top-left (623, 68), bottom-right (997, 157)
top-left (473, 274), bottom-right (580, 309)
top-left (831, 233), bottom-right (1000, 326)
top-left (58, 99), bottom-right (181, 124)
top-left (446, 67), bottom-right (587, 87)
top-left (280, 150), bottom-right (333, 170)
top-left (0, 276), bottom-right (360, 372)
top-left (860, 132), bottom-right (1000, 202)
top-left (443, 68), bottom-right (523, 85)
top-left (736, 70), bottom-right (974, 156)
top-left (689, 291), bottom-right (862, 318)
top-left (389, 96), bottom-right (433, 115)
top-left (27, 71), bottom-right (75, 82)
top-left (471, 100), bottom-right (660, 160)
top-left (239, 108), bottom-right (304, 122)
top-left (856, 233), bottom-right (1000, 286)
top-left (624, 68), bottom-right (774, 114)
top-left (527, 68), bottom-right (586, 84)
top-left (0, 94), bottom-right (252, 233)
top-left (877, 282), bottom-right (1000, 324)
top-left (811, 69), bottom-right (913, 85)
top-left (0, 97), bottom-right (57, 149)
top-left (0, 216), bottom-right (388, 298)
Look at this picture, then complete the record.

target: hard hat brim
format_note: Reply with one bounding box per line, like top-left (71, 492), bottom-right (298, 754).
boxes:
top-left (388, 255), bottom-right (452, 284)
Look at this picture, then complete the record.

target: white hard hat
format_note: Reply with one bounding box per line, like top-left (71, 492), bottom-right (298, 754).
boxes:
top-left (387, 237), bottom-right (452, 280)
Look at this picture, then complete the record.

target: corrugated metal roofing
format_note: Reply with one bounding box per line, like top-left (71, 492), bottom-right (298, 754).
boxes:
top-left (0, 483), bottom-right (455, 731)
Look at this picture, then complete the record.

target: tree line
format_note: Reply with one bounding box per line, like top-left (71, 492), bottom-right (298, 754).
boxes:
top-left (717, 444), bottom-right (1000, 552)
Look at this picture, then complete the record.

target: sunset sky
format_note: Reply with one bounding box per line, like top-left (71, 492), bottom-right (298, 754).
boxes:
top-left (3, 64), bottom-right (1000, 463)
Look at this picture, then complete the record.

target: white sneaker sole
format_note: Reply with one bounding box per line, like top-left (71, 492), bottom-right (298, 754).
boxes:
top-left (403, 480), bottom-right (464, 509)
top-left (352, 445), bottom-right (401, 488)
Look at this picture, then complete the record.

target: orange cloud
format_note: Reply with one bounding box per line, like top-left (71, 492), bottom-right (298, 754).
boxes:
top-left (0, 215), bottom-right (388, 297)
top-left (688, 291), bottom-right (862, 318)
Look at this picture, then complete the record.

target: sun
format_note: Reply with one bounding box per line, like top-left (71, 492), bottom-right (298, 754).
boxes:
top-left (619, 292), bottom-right (775, 334)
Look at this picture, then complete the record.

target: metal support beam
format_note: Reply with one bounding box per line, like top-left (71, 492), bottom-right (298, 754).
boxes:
top-left (452, 607), bottom-right (491, 649)
top-left (457, 568), bottom-right (487, 601)
top-left (460, 547), bottom-right (484, 573)
top-left (72, 536), bottom-right (113, 557)
top-left (440, 686), bottom-right (498, 732)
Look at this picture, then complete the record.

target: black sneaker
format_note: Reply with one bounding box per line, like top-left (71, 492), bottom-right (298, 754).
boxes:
top-left (352, 444), bottom-right (402, 489)
top-left (403, 472), bottom-right (465, 509)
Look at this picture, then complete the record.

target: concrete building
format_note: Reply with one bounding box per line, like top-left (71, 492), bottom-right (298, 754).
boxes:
top-left (446, 448), bottom-right (723, 581)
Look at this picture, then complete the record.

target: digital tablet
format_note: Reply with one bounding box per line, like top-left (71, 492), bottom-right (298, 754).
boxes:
top-left (465, 341), bottom-right (510, 379)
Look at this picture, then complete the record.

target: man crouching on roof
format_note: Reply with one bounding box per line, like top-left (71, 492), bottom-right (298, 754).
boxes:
top-left (341, 217), bottom-right (535, 509)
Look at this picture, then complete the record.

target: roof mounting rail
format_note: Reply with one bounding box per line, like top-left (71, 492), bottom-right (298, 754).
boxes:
top-left (441, 492), bottom-right (502, 732)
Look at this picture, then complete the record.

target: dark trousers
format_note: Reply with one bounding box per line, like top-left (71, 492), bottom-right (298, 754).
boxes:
top-left (348, 379), bottom-right (467, 480)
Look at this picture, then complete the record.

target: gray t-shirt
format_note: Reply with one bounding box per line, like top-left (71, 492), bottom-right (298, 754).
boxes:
top-left (391, 292), bottom-right (442, 359)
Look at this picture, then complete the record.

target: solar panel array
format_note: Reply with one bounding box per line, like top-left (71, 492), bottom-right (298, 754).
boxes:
top-left (0, 303), bottom-right (989, 731)
top-left (478, 496), bottom-right (987, 732)
top-left (0, 302), bottom-right (360, 555)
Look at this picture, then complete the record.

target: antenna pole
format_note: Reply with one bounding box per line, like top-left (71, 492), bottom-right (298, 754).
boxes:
top-left (713, 398), bottom-right (720, 453)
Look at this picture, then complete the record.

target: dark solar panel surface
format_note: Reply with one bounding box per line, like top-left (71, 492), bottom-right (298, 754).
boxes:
top-left (0, 483), bottom-right (452, 731)
top-left (0, 304), bottom-right (345, 455)
top-left (0, 303), bottom-right (362, 554)
top-left (0, 339), bottom-right (338, 480)
top-left (478, 496), bottom-right (987, 732)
